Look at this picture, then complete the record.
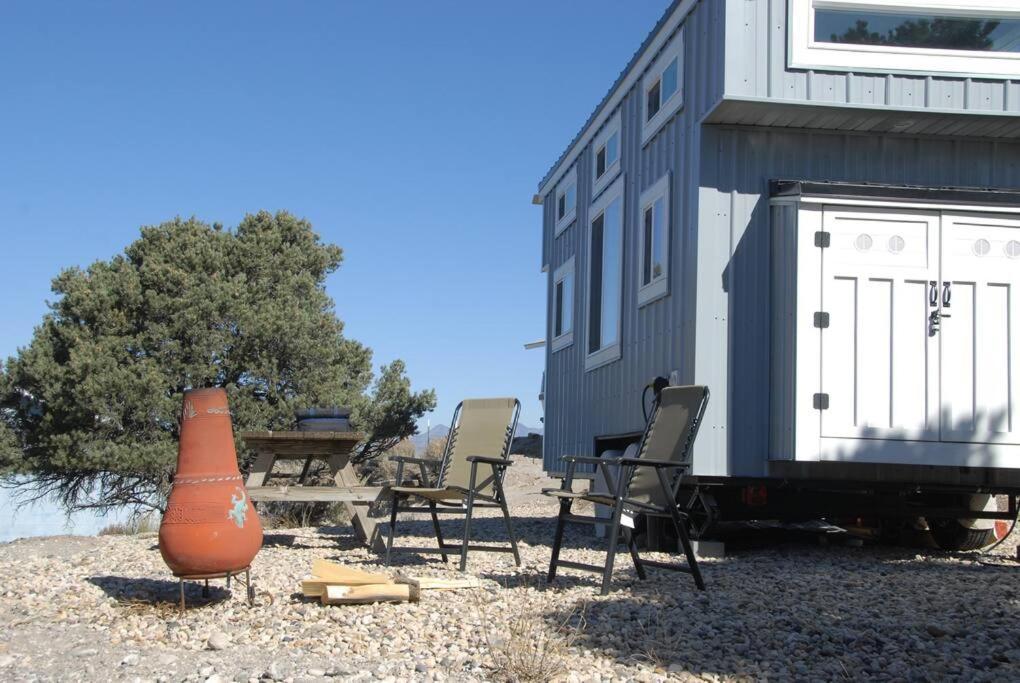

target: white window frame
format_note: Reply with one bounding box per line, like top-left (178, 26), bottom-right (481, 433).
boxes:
top-left (789, 0), bottom-right (1020, 78)
top-left (584, 175), bottom-right (625, 372)
top-left (551, 257), bottom-right (575, 352)
top-left (641, 27), bottom-right (685, 146)
top-left (590, 110), bottom-right (621, 202)
top-left (637, 173), bottom-right (671, 307)
top-left (554, 166), bottom-right (577, 237)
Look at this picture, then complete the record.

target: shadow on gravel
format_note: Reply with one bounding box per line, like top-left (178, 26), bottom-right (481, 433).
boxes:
top-left (87, 575), bottom-right (231, 611)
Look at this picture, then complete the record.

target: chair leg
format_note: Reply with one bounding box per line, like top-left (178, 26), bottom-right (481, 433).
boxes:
top-left (427, 501), bottom-right (448, 562)
top-left (385, 492), bottom-right (400, 566)
top-left (672, 509), bottom-right (705, 591)
top-left (600, 500), bottom-right (626, 596)
top-left (624, 528), bottom-right (646, 580)
top-left (459, 490), bottom-right (476, 572)
top-left (494, 477), bottom-right (521, 566)
top-left (656, 468), bottom-right (705, 591)
top-left (547, 499), bottom-right (570, 583)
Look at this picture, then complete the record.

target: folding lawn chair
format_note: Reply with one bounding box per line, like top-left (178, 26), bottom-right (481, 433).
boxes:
top-left (544, 385), bottom-right (709, 594)
top-left (385, 397), bottom-right (522, 571)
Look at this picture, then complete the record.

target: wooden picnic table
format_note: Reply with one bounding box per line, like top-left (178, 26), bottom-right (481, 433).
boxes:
top-left (240, 430), bottom-right (386, 550)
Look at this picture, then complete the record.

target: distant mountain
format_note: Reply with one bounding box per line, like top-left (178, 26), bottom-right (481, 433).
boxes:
top-left (411, 424), bottom-right (449, 454)
top-left (410, 422), bottom-right (543, 454)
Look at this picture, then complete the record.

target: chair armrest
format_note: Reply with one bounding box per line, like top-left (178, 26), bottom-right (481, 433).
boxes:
top-left (389, 455), bottom-right (441, 466)
top-left (466, 455), bottom-right (512, 466)
top-left (562, 455), bottom-right (607, 467)
top-left (618, 457), bottom-right (689, 469)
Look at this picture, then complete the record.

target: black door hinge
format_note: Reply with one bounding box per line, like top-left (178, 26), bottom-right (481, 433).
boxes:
top-left (813, 312), bottom-right (830, 328)
top-left (814, 231), bottom-right (830, 248)
top-left (813, 393), bottom-right (829, 410)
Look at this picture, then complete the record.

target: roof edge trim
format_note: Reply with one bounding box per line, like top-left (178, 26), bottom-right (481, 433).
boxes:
top-left (535, 0), bottom-right (698, 199)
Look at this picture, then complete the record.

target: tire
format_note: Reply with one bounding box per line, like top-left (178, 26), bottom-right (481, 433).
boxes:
top-left (928, 518), bottom-right (996, 551)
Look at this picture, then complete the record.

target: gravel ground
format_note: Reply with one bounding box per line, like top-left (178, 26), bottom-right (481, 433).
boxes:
top-left (1, 457), bottom-right (1019, 682)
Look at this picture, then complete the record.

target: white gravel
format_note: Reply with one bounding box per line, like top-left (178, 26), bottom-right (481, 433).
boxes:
top-left (0, 458), bottom-right (1018, 682)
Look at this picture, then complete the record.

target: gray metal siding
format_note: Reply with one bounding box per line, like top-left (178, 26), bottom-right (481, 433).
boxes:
top-left (542, 0), bottom-right (725, 473)
top-left (694, 127), bottom-right (1020, 477)
top-left (725, 0), bottom-right (1020, 116)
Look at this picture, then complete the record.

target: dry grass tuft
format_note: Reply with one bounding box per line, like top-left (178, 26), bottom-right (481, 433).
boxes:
top-left (476, 585), bottom-right (587, 683)
top-left (98, 514), bottom-right (159, 536)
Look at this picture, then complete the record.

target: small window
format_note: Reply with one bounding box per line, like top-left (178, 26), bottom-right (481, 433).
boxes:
top-left (591, 110), bottom-right (621, 201)
top-left (642, 28), bottom-right (685, 146)
top-left (638, 174), bottom-right (670, 307)
top-left (554, 166), bottom-right (577, 236)
top-left (789, 0), bottom-right (1020, 77)
top-left (551, 258), bottom-right (574, 352)
top-left (586, 176), bottom-right (624, 371)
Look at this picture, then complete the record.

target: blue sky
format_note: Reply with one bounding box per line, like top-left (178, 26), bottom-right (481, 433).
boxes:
top-left (0, 0), bottom-right (668, 429)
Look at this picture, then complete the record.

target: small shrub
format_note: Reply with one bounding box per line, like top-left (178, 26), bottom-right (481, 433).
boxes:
top-left (476, 586), bottom-right (587, 683)
top-left (99, 514), bottom-right (159, 536)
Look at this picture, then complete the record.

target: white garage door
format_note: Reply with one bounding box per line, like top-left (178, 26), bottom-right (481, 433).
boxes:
top-left (820, 206), bottom-right (1020, 447)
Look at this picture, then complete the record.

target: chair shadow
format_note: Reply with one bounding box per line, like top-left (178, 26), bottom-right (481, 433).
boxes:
top-left (87, 575), bottom-right (233, 610)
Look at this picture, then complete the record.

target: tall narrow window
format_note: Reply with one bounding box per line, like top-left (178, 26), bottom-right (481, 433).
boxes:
top-left (586, 176), bottom-right (624, 370)
top-left (638, 174), bottom-right (670, 306)
top-left (554, 166), bottom-right (577, 236)
top-left (642, 28), bottom-right (685, 145)
top-left (551, 257), bottom-right (574, 352)
top-left (591, 110), bottom-right (621, 201)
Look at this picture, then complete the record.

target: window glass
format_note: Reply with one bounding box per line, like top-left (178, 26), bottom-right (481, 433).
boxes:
top-left (606, 131), bottom-right (619, 166)
top-left (651, 196), bottom-right (665, 281)
top-left (554, 281), bottom-right (564, 337)
top-left (814, 10), bottom-right (1020, 52)
top-left (565, 185), bottom-right (576, 214)
top-left (561, 273), bottom-right (572, 336)
top-left (642, 207), bottom-right (653, 285)
top-left (599, 197), bottom-right (622, 349)
top-left (661, 59), bottom-right (678, 100)
top-left (588, 214), bottom-right (604, 353)
top-left (641, 197), bottom-right (667, 286)
top-left (557, 194), bottom-right (566, 220)
top-left (646, 80), bottom-right (661, 121)
top-left (595, 147), bottom-right (607, 179)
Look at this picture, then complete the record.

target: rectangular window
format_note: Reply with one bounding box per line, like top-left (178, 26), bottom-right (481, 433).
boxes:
top-left (591, 110), bottom-right (621, 201)
top-left (789, 1), bottom-right (1020, 77)
top-left (645, 58), bottom-right (679, 123)
top-left (586, 176), bottom-right (624, 370)
top-left (815, 10), bottom-right (1020, 52)
top-left (551, 257), bottom-right (574, 351)
top-left (642, 28), bottom-right (685, 146)
top-left (554, 166), bottom-right (577, 236)
top-left (638, 174), bottom-right (670, 307)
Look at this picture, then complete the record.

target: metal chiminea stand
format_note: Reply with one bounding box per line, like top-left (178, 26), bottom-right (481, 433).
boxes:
top-left (175, 566), bottom-right (255, 614)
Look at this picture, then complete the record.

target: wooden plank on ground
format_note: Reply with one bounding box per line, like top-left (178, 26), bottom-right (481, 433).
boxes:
top-left (394, 574), bottom-right (484, 591)
top-left (311, 559), bottom-right (392, 585)
top-left (321, 583), bottom-right (418, 605)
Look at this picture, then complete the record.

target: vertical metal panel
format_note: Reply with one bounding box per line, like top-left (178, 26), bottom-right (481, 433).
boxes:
top-left (694, 126), bottom-right (1020, 477)
top-left (725, 0), bottom-right (1020, 116)
top-left (542, 0), bottom-right (725, 473)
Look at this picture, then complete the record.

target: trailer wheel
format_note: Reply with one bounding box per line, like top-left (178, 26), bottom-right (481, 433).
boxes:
top-left (928, 518), bottom-right (996, 551)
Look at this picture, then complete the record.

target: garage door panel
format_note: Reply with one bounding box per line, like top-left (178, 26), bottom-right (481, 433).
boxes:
top-left (821, 207), bottom-right (939, 442)
top-left (892, 279), bottom-right (936, 432)
top-left (941, 213), bottom-right (1020, 445)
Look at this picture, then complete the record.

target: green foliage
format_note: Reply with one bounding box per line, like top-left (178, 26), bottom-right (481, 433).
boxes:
top-left (0, 211), bottom-right (435, 513)
top-left (829, 18), bottom-right (1000, 51)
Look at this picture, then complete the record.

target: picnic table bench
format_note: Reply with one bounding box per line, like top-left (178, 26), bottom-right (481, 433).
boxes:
top-left (241, 430), bottom-right (386, 550)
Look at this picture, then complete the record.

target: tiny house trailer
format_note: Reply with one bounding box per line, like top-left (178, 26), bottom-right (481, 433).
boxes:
top-left (535, 0), bottom-right (1020, 546)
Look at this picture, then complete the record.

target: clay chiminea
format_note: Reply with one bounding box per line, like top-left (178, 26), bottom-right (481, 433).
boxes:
top-left (159, 388), bottom-right (263, 577)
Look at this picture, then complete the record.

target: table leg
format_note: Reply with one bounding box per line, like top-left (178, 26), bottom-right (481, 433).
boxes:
top-left (245, 449), bottom-right (278, 489)
top-left (331, 456), bottom-right (387, 553)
